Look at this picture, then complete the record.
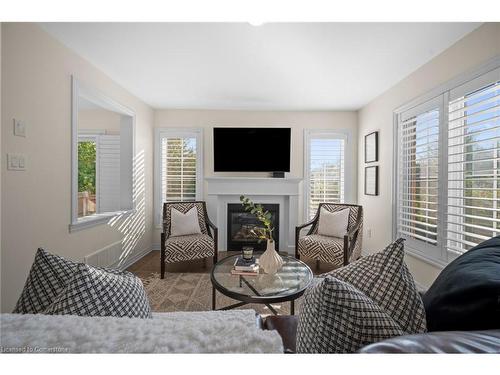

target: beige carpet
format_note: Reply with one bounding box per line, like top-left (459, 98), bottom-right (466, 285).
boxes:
top-left (140, 272), bottom-right (302, 316)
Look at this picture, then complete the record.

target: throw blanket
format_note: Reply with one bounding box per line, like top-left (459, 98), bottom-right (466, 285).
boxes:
top-left (0, 310), bottom-right (283, 353)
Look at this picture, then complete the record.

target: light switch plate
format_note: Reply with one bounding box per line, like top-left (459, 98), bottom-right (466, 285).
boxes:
top-left (7, 153), bottom-right (26, 171)
top-left (13, 119), bottom-right (26, 137)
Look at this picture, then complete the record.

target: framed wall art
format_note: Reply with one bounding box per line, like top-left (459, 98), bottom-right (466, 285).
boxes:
top-left (365, 166), bottom-right (379, 196)
top-left (364, 131), bottom-right (378, 163)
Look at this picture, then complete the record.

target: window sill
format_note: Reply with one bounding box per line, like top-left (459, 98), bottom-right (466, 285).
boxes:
top-left (404, 244), bottom-right (448, 270)
top-left (69, 209), bottom-right (135, 233)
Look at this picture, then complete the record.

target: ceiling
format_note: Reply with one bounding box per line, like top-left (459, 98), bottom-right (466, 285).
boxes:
top-left (40, 22), bottom-right (481, 110)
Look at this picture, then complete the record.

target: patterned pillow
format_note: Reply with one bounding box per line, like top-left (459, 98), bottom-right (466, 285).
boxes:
top-left (296, 277), bottom-right (405, 353)
top-left (44, 264), bottom-right (152, 319)
top-left (13, 248), bottom-right (78, 314)
top-left (323, 238), bottom-right (427, 334)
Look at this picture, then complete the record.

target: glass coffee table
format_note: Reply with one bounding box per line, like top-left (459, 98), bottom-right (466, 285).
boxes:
top-left (210, 254), bottom-right (313, 315)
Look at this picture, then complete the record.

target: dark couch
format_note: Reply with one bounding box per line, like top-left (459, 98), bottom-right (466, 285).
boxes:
top-left (264, 236), bottom-right (500, 353)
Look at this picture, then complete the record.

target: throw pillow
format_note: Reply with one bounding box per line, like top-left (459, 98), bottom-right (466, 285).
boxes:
top-left (44, 264), bottom-right (152, 318)
top-left (170, 207), bottom-right (202, 237)
top-left (296, 276), bottom-right (404, 353)
top-left (317, 207), bottom-right (349, 238)
top-left (13, 248), bottom-right (78, 314)
top-left (423, 235), bottom-right (500, 331)
top-left (323, 238), bottom-right (427, 334)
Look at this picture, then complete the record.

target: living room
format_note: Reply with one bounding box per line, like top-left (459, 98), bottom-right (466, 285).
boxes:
top-left (1, 0), bottom-right (500, 371)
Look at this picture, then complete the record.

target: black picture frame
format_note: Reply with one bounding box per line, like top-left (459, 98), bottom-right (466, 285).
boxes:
top-left (365, 166), bottom-right (379, 196)
top-left (364, 131), bottom-right (378, 163)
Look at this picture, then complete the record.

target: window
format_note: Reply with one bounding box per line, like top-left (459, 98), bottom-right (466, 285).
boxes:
top-left (71, 77), bottom-right (135, 232)
top-left (397, 98), bottom-right (441, 256)
top-left (447, 75), bottom-right (500, 256)
top-left (305, 130), bottom-right (347, 220)
top-left (395, 65), bottom-right (500, 265)
top-left (155, 128), bottom-right (203, 225)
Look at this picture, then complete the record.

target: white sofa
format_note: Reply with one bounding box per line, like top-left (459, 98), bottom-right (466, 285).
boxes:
top-left (0, 310), bottom-right (283, 353)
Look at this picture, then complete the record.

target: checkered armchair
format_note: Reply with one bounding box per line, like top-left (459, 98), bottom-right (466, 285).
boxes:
top-left (161, 201), bottom-right (218, 279)
top-left (295, 203), bottom-right (363, 267)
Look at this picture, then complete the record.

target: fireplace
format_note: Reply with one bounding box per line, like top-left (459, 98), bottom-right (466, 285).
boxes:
top-left (227, 203), bottom-right (279, 251)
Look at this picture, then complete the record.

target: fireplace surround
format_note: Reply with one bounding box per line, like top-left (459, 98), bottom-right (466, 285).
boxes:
top-left (205, 177), bottom-right (302, 253)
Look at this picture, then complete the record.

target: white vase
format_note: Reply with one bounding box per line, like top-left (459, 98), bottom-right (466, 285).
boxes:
top-left (259, 240), bottom-right (283, 274)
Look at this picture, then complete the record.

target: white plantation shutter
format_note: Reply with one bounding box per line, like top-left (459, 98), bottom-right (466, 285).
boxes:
top-left (396, 97), bottom-right (441, 250)
top-left (98, 135), bottom-right (121, 213)
top-left (446, 68), bottom-right (500, 255)
top-left (161, 137), bottom-right (198, 202)
top-left (307, 134), bottom-right (345, 219)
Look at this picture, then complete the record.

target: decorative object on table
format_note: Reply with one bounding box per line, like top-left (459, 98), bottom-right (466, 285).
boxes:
top-left (364, 131), bottom-right (378, 163)
top-left (296, 203), bottom-right (363, 267)
top-left (242, 246), bottom-right (254, 261)
top-left (240, 195), bottom-right (283, 274)
top-left (364, 166), bottom-right (379, 196)
top-left (231, 256), bottom-right (259, 276)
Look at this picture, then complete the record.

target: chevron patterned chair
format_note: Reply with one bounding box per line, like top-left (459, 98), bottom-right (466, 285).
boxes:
top-left (161, 201), bottom-right (218, 281)
top-left (295, 203), bottom-right (363, 268)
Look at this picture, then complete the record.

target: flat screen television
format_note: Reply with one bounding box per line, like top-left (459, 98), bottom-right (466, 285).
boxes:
top-left (213, 127), bottom-right (291, 172)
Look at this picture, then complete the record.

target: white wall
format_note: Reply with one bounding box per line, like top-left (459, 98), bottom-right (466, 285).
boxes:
top-left (154, 109), bottom-right (358, 239)
top-left (1, 23), bottom-right (155, 312)
top-left (78, 108), bottom-right (122, 134)
top-left (357, 23), bottom-right (500, 288)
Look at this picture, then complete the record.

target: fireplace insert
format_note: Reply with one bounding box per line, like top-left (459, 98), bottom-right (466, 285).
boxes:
top-left (227, 203), bottom-right (279, 251)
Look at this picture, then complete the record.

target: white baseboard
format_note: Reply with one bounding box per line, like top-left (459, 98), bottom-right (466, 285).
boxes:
top-left (152, 243), bottom-right (161, 251)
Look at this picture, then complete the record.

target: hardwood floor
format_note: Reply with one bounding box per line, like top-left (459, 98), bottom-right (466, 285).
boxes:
top-left (127, 250), bottom-right (338, 277)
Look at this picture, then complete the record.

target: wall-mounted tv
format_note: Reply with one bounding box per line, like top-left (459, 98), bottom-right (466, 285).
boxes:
top-left (213, 127), bottom-right (291, 172)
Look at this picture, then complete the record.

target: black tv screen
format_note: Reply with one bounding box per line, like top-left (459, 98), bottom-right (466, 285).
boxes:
top-left (214, 127), bottom-right (291, 172)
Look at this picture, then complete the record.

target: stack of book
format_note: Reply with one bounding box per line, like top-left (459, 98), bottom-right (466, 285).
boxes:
top-left (231, 256), bottom-right (260, 276)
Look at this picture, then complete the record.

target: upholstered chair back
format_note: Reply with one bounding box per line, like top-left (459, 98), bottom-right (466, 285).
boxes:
top-left (163, 202), bottom-right (209, 236)
top-left (310, 203), bottom-right (363, 261)
top-left (310, 203), bottom-right (362, 235)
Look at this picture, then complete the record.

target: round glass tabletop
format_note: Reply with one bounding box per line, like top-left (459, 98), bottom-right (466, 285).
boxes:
top-left (211, 253), bottom-right (313, 304)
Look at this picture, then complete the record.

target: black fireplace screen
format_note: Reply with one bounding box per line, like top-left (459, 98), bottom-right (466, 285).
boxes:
top-left (227, 203), bottom-right (279, 251)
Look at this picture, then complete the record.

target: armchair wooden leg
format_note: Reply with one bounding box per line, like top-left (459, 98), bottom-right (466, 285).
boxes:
top-left (160, 232), bottom-right (166, 279)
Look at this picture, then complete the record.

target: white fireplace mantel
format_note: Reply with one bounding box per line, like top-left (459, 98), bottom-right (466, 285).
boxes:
top-left (205, 177), bottom-right (303, 253)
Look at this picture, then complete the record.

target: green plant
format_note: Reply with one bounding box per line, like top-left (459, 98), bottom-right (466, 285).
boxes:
top-left (240, 195), bottom-right (274, 243)
top-left (78, 141), bottom-right (96, 194)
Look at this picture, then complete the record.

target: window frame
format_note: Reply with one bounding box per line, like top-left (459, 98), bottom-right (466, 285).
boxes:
top-left (303, 129), bottom-right (353, 221)
top-left (392, 56), bottom-right (500, 268)
top-left (70, 76), bottom-right (136, 233)
top-left (154, 127), bottom-right (204, 227)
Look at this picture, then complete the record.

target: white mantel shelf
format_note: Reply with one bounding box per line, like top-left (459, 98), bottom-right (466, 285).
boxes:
top-left (205, 176), bottom-right (303, 253)
top-left (205, 176), bottom-right (302, 196)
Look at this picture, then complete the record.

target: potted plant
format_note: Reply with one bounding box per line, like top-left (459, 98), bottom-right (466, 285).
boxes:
top-left (240, 195), bottom-right (283, 274)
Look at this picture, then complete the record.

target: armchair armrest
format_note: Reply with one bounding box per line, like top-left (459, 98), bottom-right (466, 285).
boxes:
top-left (295, 218), bottom-right (317, 259)
top-left (206, 217), bottom-right (218, 236)
top-left (345, 221), bottom-right (362, 240)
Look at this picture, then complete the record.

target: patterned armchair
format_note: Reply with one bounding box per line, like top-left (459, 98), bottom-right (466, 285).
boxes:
top-left (161, 201), bottom-right (218, 280)
top-left (295, 203), bottom-right (363, 268)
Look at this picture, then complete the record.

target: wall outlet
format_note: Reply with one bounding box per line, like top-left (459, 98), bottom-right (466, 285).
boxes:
top-left (7, 153), bottom-right (26, 171)
top-left (13, 119), bottom-right (26, 137)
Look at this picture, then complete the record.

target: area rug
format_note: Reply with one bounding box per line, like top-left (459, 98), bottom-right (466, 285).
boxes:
top-left (140, 272), bottom-right (303, 316)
